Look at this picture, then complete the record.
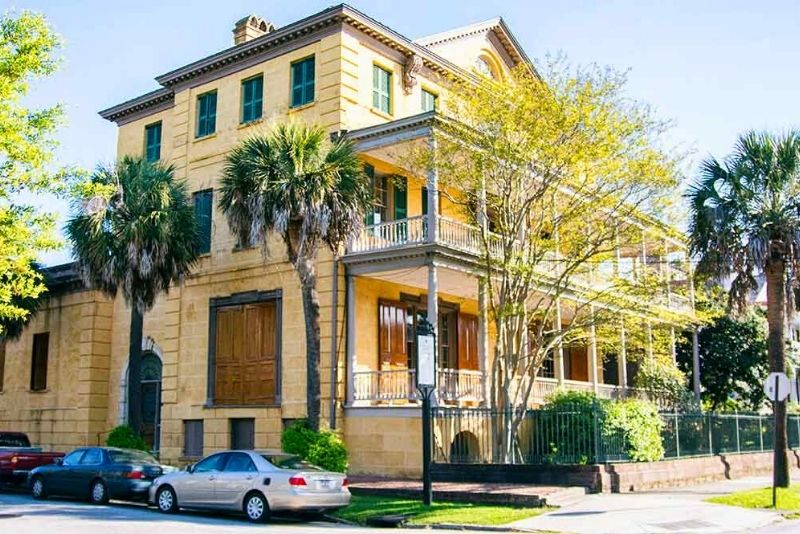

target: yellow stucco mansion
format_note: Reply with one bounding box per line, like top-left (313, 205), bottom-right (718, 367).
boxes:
top-left (0, 5), bottom-right (694, 477)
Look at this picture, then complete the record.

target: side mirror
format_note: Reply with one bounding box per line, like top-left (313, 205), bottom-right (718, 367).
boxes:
top-left (186, 463), bottom-right (195, 473)
top-left (54, 457), bottom-right (63, 466)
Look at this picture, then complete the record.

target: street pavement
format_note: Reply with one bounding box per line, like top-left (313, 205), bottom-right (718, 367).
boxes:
top-left (0, 490), bottom-right (493, 534)
top-left (511, 475), bottom-right (792, 534)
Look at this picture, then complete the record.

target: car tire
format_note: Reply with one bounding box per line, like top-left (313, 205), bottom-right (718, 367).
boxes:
top-left (244, 492), bottom-right (270, 523)
top-left (30, 476), bottom-right (47, 500)
top-left (89, 479), bottom-right (109, 504)
top-left (156, 486), bottom-right (178, 514)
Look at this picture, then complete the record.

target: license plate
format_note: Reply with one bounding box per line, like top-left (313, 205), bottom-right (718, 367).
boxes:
top-left (317, 479), bottom-right (333, 489)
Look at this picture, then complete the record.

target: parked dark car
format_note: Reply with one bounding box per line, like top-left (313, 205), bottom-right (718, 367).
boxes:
top-left (29, 447), bottom-right (166, 503)
top-left (0, 432), bottom-right (64, 486)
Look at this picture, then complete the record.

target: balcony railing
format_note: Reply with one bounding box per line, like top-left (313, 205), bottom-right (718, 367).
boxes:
top-left (347, 215), bottom-right (692, 313)
top-left (352, 368), bottom-right (484, 404)
top-left (531, 377), bottom-right (638, 405)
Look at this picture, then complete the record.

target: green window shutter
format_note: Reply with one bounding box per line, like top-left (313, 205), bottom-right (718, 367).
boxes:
top-left (197, 92), bottom-right (217, 138)
top-left (393, 176), bottom-right (407, 220)
top-left (241, 76), bottom-right (263, 123)
top-left (291, 57), bottom-right (315, 108)
top-left (144, 122), bottom-right (162, 162)
top-left (372, 66), bottom-right (391, 113)
top-left (194, 190), bottom-right (213, 254)
top-left (364, 164), bottom-right (375, 226)
top-left (421, 187), bottom-right (428, 216)
top-left (422, 90), bottom-right (437, 112)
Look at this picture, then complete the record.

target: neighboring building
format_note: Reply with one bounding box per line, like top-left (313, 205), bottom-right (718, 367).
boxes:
top-left (0, 5), bottom-right (694, 476)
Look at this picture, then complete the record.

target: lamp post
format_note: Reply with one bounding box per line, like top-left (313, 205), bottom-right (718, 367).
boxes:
top-left (416, 316), bottom-right (436, 506)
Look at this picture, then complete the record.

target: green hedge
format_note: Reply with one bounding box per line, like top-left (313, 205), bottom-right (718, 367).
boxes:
top-left (282, 420), bottom-right (348, 473)
top-left (106, 425), bottom-right (149, 451)
top-left (534, 391), bottom-right (664, 463)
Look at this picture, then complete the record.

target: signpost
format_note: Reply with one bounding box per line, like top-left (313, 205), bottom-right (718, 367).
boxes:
top-left (763, 372), bottom-right (791, 508)
top-left (416, 317), bottom-right (436, 506)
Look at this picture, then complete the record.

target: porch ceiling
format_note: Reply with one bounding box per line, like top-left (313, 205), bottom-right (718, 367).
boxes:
top-left (365, 264), bottom-right (479, 301)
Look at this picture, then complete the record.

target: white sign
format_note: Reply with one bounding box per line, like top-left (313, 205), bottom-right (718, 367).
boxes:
top-left (417, 334), bottom-right (435, 387)
top-left (764, 372), bottom-right (791, 402)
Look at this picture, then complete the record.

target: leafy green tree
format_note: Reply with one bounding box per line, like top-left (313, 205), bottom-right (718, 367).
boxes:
top-left (0, 11), bottom-right (71, 335)
top-left (219, 123), bottom-right (370, 431)
top-left (687, 131), bottom-right (800, 486)
top-left (676, 311), bottom-right (769, 412)
top-left (66, 157), bottom-right (198, 439)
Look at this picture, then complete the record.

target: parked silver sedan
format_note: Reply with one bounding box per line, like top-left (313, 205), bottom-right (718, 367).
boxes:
top-left (148, 450), bottom-right (350, 522)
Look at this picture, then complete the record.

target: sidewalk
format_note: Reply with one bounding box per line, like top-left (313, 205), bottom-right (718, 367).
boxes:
top-left (510, 476), bottom-right (787, 534)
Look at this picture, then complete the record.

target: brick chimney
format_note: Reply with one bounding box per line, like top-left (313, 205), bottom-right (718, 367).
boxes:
top-left (233, 15), bottom-right (274, 45)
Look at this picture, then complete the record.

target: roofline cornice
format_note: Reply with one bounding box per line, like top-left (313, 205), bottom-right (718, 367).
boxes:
top-left (98, 87), bottom-right (174, 123)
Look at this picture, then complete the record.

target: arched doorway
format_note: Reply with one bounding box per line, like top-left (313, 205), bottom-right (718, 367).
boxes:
top-left (139, 352), bottom-right (162, 452)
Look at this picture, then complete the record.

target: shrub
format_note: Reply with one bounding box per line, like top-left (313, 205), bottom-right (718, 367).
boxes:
top-left (281, 419), bottom-right (349, 473)
top-left (634, 357), bottom-right (689, 407)
top-left (106, 425), bottom-right (149, 451)
top-left (603, 398), bottom-right (664, 462)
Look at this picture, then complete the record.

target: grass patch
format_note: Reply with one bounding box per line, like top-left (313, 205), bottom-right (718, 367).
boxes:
top-left (707, 485), bottom-right (800, 512)
top-left (333, 494), bottom-right (548, 526)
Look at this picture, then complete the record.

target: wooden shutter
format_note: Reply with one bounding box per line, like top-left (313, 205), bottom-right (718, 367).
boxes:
top-left (457, 314), bottom-right (479, 370)
top-left (183, 420), bottom-right (203, 457)
top-left (30, 333), bottom-right (49, 391)
top-left (215, 307), bottom-right (240, 404)
top-left (230, 418), bottom-right (255, 450)
top-left (242, 302), bottom-right (277, 404)
top-left (393, 176), bottom-right (407, 220)
top-left (379, 300), bottom-right (407, 368)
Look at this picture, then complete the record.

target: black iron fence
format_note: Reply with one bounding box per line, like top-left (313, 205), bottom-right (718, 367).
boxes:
top-left (433, 405), bottom-right (800, 465)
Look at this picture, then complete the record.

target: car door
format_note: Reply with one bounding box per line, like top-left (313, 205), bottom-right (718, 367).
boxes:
top-left (214, 452), bottom-right (257, 509)
top-left (73, 448), bottom-right (105, 497)
top-left (48, 449), bottom-right (86, 496)
top-left (178, 452), bottom-right (226, 507)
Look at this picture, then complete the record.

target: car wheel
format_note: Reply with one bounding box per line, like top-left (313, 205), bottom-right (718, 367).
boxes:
top-left (30, 476), bottom-right (47, 500)
top-left (244, 492), bottom-right (270, 523)
top-left (156, 486), bottom-right (178, 514)
top-left (89, 479), bottom-right (108, 504)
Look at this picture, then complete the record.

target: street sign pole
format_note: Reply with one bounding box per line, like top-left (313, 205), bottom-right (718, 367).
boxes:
top-left (773, 373), bottom-right (778, 509)
top-left (416, 317), bottom-right (436, 506)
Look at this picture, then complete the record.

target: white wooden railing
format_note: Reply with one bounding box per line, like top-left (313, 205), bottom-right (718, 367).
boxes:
top-left (349, 215), bottom-right (427, 253)
top-left (352, 368), bottom-right (484, 403)
top-left (530, 376), bottom-right (643, 405)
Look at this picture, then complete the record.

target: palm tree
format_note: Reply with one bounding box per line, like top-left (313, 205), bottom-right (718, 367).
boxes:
top-left (687, 131), bottom-right (800, 487)
top-left (219, 123), bottom-right (369, 432)
top-left (66, 156), bottom-right (198, 439)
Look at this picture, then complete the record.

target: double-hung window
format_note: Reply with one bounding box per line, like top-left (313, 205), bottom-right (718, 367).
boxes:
top-left (290, 57), bottom-right (315, 108)
top-left (421, 89), bottom-right (437, 112)
top-left (196, 91), bottom-right (217, 138)
top-left (372, 65), bottom-right (392, 114)
top-left (194, 190), bottom-right (213, 254)
top-left (241, 75), bottom-right (263, 123)
top-left (144, 122), bottom-right (162, 162)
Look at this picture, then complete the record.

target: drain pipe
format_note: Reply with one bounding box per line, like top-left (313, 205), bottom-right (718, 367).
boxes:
top-left (328, 258), bottom-right (340, 429)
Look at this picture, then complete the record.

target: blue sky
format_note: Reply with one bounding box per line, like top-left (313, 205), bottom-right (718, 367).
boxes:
top-left (7, 0), bottom-right (800, 265)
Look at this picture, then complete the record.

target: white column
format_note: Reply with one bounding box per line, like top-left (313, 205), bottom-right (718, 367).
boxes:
top-left (692, 328), bottom-right (701, 401)
top-left (589, 306), bottom-right (599, 394)
top-left (618, 320), bottom-right (628, 388)
top-left (555, 298), bottom-right (565, 385)
top-left (478, 278), bottom-right (489, 405)
top-left (345, 272), bottom-right (357, 405)
top-left (427, 137), bottom-right (439, 244)
top-left (427, 259), bottom-right (439, 404)
top-left (646, 321), bottom-right (654, 360)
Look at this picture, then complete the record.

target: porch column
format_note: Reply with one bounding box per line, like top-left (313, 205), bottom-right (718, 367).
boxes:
top-left (554, 298), bottom-right (565, 384)
top-left (589, 306), bottom-right (599, 394)
top-left (618, 319), bottom-right (628, 388)
top-left (478, 278), bottom-right (489, 405)
top-left (692, 328), bottom-right (701, 401)
top-left (670, 326), bottom-right (677, 363)
top-left (345, 271), bottom-right (357, 406)
top-left (427, 137), bottom-right (439, 244)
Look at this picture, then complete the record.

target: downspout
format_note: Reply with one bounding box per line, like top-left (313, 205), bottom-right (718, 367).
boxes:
top-left (329, 258), bottom-right (340, 429)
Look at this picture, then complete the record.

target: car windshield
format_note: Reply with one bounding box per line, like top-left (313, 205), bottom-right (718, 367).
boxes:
top-left (108, 449), bottom-right (159, 465)
top-left (0, 434), bottom-right (30, 448)
top-left (261, 454), bottom-right (323, 471)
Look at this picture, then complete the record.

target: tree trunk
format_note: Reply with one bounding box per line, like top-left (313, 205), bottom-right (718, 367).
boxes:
top-left (766, 258), bottom-right (790, 488)
top-left (297, 256), bottom-right (322, 432)
top-left (127, 306), bottom-right (144, 437)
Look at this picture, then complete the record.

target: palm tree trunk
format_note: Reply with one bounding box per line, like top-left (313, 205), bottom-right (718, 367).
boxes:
top-left (297, 256), bottom-right (322, 432)
top-left (766, 258), bottom-right (790, 487)
top-left (127, 306), bottom-right (144, 437)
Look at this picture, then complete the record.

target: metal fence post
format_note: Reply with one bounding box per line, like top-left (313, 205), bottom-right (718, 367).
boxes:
top-left (795, 415), bottom-right (800, 449)
top-left (674, 410), bottom-right (681, 458)
top-left (707, 412), bottom-right (714, 454)
top-left (759, 414), bottom-right (764, 452)
top-left (735, 412), bottom-right (741, 454)
top-left (592, 399), bottom-right (601, 464)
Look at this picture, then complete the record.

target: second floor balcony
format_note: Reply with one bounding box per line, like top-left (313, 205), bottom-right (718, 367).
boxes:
top-left (346, 214), bottom-right (693, 314)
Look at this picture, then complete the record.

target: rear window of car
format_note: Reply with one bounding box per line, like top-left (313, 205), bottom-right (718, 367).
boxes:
top-left (108, 449), bottom-right (159, 465)
top-left (0, 434), bottom-right (30, 447)
top-left (261, 454), bottom-right (323, 471)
